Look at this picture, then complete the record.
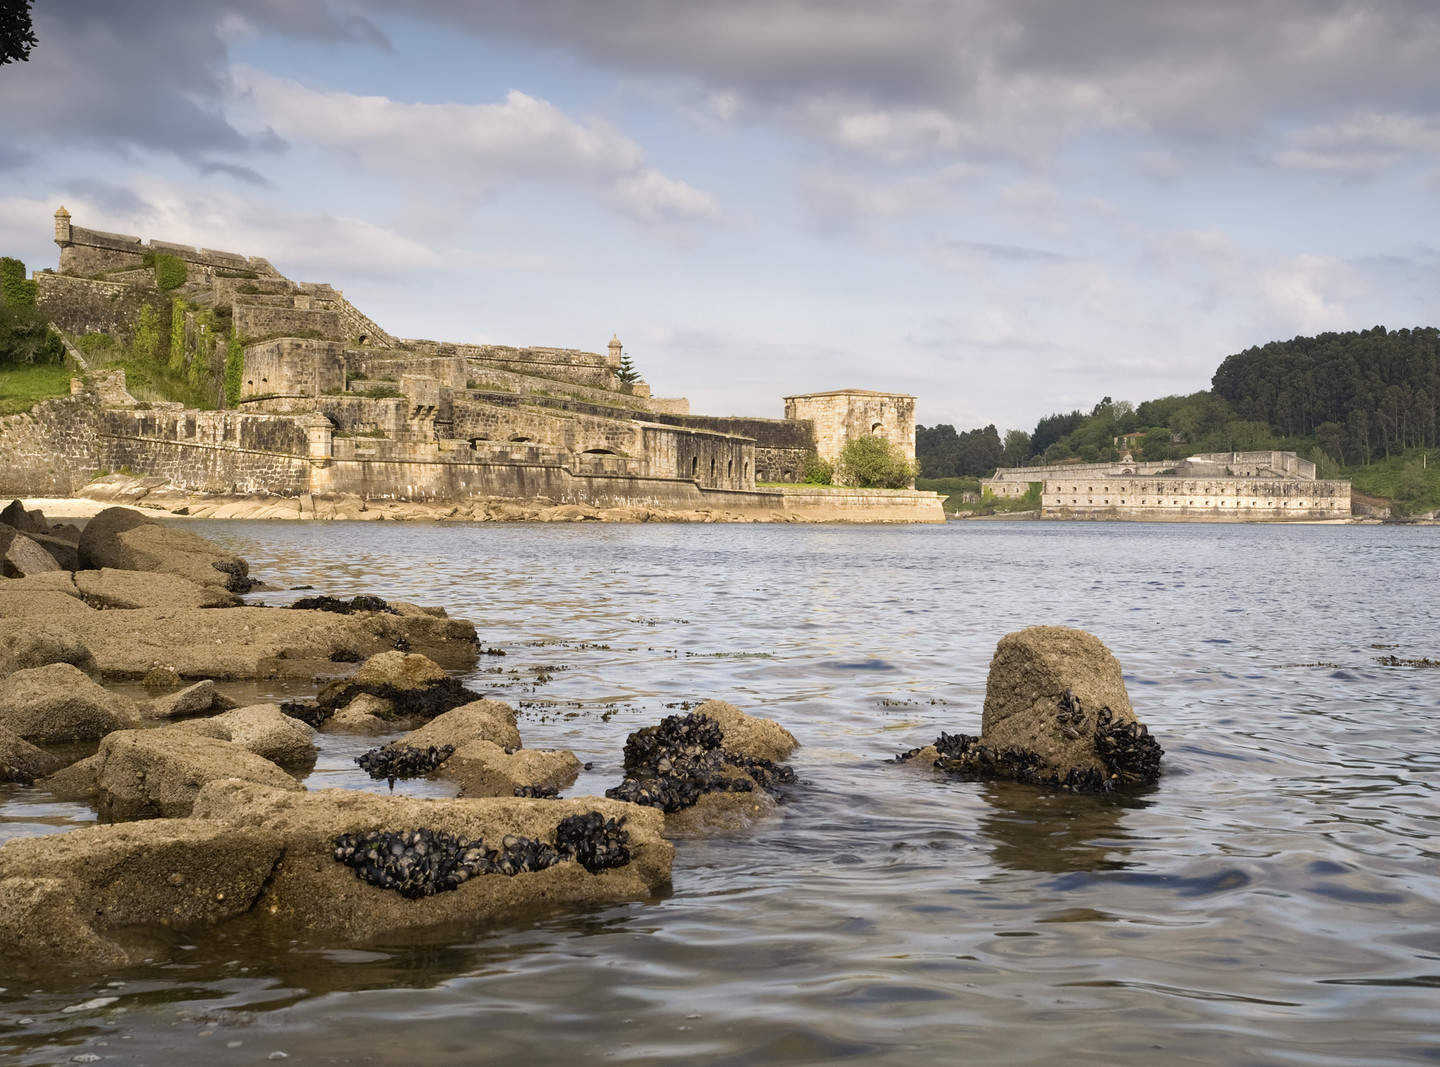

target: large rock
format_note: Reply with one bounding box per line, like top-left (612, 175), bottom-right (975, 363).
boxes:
top-left (0, 819), bottom-right (284, 967)
top-left (980, 626), bottom-right (1148, 780)
top-left (94, 729), bottom-right (303, 820)
top-left (143, 679), bottom-right (217, 719)
top-left (0, 624), bottom-right (95, 678)
top-left (189, 780), bottom-right (673, 941)
top-left (445, 740), bottom-right (581, 798)
top-left (0, 529), bottom-right (61, 578)
top-left (74, 568), bottom-right (241, 610)
top-left (36, 753), bottom-right (100, 801)
top-left (399, 699), bottom-right (522, 752)
top-left (692, 699), bottom-right (799, 762)
top-left (317, 651), bottom-right (483, 722)
top-left (78, 506), bottom-right (252, 592)
top-left (0, 662), bottom-right (136, 743)
top-left (0, 500), bottom-right (46, 534)
top-left (173, 704), bottom-right (316, 766)
top-left (0, 725), bottom-right (63, 783)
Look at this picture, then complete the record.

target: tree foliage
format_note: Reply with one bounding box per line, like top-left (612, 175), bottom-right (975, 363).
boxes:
top-left (616, 350), bottom-right (641, 384)
top-left (0, 0), bottom-right (36, 65)
top-left (0, 256), bottom-right (37, 307)
top-left (914, 423), bottom-right (1002, 477)
top-left (836, 435), bottom-right (916, 489)
top-left (0, 304), bottom-right (62, 365)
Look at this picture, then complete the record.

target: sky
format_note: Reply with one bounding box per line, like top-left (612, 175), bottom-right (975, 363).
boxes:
top-left (1, 1), bottom-right (1437, 433)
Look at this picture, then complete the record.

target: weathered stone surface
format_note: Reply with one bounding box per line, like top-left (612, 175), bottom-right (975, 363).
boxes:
top-left (0, 662), bottom-right (135, 743)
top-left (75, 568), bottom-right (241, 610)
top-left (0, 819), bottom-right (284, 967)
top-left (399, 699), bottom-right (521, 752)
top-left (352, 650), bottom-right (448, 690)
top-left (1, 530), bottom-right (62, 578)
top-left (316, 651), bottom-right (482, 722)
top-left (692, 699), bottom-right (800, 762)
top-left (189, 780), bottom-right (673, 940)
top-left (0, 500), bottom-right (46, 534)
top-left (980, 626), bottom-right (1139, 777)
top-left (37, 753), bottom-right (100, 801)
top-left (94, 729), bottom-right (302, 820)
top-left (0, 602), bottom-right (478, 680)
top-left (143, 679), bottom-right (216, 719)
top-left (0, 624), bottom-right (96, 678)
top-left (444, 740), bottom-right (581, 798)
top-left (0, 724), bottom-right (64, 783)
top-left (321, 693), bottom-right (396, 734)
top-left (173, 704), bottom-right (316, 765)
top-left (78, 506), bottom-right (251, 591)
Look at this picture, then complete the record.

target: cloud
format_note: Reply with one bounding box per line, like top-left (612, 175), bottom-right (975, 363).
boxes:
top-left (944, 239), bottom-right (1066, 262)
top-left (233, 70), bottom-right (718, 221)
top-left (1271, 112), bottom-right (1440, 178)
top-left (1257, 254), bottom-right (1353, 332)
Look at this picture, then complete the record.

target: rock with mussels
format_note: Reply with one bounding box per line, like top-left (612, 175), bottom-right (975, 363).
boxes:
top-left (896, 626), bottom-right (1163, 792)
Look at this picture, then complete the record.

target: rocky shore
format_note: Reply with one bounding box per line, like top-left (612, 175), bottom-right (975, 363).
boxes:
top-left (0, 500), bottom-right (801, 969)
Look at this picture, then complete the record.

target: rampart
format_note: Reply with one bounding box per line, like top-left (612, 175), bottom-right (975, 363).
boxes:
top-left (1042, 476), bottom-right (1350, 521)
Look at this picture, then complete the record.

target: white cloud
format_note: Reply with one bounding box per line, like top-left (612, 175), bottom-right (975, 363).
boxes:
top-left (1271, 112), bottom-right (1440, 178)
top-left (231, 68), bottom-right (718, 221)
top-left (1257, 254), bottom-right (1353, 333)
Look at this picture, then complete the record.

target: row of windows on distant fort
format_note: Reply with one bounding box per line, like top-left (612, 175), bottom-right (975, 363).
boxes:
top-left (1054, 497), bottom-right (1324, 508)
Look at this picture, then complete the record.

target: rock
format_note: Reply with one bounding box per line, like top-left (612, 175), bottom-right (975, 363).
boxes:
top-left (399, 699), bottom-right (522, 752)
top-left (189, 780), bottom-right (673, 941)
top-left (691, 699), bottom-right (799, 762)
top-left (143, 665), bottom-right (181, 689)
top-left (321, 693), bottom-right (397, 734)
top-left (0, 602), bottom-right (479, 680)
top-left (0, 725), bottom-right (64, 783)
top-left (172, 704), bottom-right (316, 766)
top-left (0, 819), bottom-right (284, 967)
top-left (94, 730), bottom-right (303, 820)
top-left (78, 506), bottom-right (252, 592)
top-left (0, 662), bottom-right (136, 743)
top-left (979, 626), bottom-right (1140, 780)
top-left (0, 625), bottom-right (96, 678)
top-left (0, 530), bottom-right (62, 578)
top-left (444, 740), bottom-right (581, 798)
top-left (536, 504), bottom-right (601, 522)
top-left (74, 569), bottom-right (241, 610)
top-left (0, 500), bottom-right (46, 534)
top-left (142, 679), bottom-right (216, 719)
top-left (316, 651), bottom-right (483, 722)
top-left (37, 753), bottom-right (100, 801)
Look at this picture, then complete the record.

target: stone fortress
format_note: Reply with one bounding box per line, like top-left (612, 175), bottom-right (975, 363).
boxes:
top-left (4, 209), bottom-right (942, 522)
top-left (983, 449), bottom-right (1351, 521)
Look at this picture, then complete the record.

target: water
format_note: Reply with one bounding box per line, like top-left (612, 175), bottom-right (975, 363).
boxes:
top-left (3, 521), bottom-right (1439, 1065)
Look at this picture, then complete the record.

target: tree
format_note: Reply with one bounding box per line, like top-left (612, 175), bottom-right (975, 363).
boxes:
top-left (0, 0), bottom-right (36, 65)
top-left (616, 350), bottom-right (641, 384)
top-left (1000, 429), bottom-right (1031, 468)
top-left (835, 435), bottom-right (916, 489)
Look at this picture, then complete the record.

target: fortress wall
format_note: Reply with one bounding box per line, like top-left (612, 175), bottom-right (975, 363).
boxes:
top-left (241, 339), bottom-right (347, 399)
top-left (640, 424), bottom-right (754, 490)
top-left (1042, 476), bottom-right (1351, 520)
top-left (350, 354), bottom-right (467, 390)
top-left (35, 273), bottom-right (150, 337)
top-left (58, 226), bottom-right (278, 279)
top-left (785, 393), bottom-right (917, 467)
top-left (451, 398), bottom-right (643, 456)
top-left (235, 305), bottom-right (344, 342)
top-left (770, 486), bottom-right (946, 523)
top-left (987, 460), bottom-right (1175, 483)
top-left (0, 395), bottom-right (103, 496)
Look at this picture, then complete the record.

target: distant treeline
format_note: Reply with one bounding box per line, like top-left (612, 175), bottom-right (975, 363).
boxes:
top-left (916, 325), bottom-right (1439, 477)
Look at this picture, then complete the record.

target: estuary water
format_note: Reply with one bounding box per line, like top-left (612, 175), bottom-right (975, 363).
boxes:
top-left (2, 520), bottom-right (1439, 1066)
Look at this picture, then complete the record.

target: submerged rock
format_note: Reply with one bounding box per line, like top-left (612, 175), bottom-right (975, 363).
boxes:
top-left (142, 679), bottom-right (216, 719)
top-left (0, 819), bottom-right (284, 967)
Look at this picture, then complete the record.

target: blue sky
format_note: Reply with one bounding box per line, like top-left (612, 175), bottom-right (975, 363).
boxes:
top-left (2, 1), bottom-right (1437, 432)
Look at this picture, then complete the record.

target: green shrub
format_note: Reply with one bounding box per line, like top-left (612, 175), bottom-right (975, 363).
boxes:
top-left (835, 435), bottom-right (917, 489)
top-left (152, 253), bottom-right (188, 292)
top-left (0, 257), bottom-right (37, 307)
top-left (357, 385), bottom-right (403, 399)
top-left (0, 304), bottom-right (62, 366)
top-left (77, 331), bottom-right (120, 356)
top-left (223, 333), bottom-right (244, 407)
top-left (168, 299), bottom-right (187, 373)
top-left (131, 304), bottom-right (161, 363)
top-left (802, 452), bottom-right (833, 484)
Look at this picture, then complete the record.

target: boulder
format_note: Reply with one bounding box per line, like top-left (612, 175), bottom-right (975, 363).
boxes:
top-left (692, 699), bottom-right (799, 762)
top-left (321, 693), bottom-right (397, 734)
top-left (74, 569), bottom-right (241, 610)
top-left (172, 704), bottom-right (316, 766)
top-left (78, 506), bottom-right (252, 592)
top-left (0, 724), bottom-right (63, 783)
top-left (0, 662), bottom-right (136, 743)
top-left (0, 530), bottom-right (62, 578)
top-left (979, 626), bottom-right (1138, 779)
top-left (0, 819), bottom-right (284, 967)
top-left (0, 625), bottom-right (95, 678)
top-left (94, 730), bottom-right (303, 820)
top-left (316, 651), bottom-right (483, 722)
top-left (0, 500), bottom-right (46, 534)
top-left (189, 780), bottom-right (673, 941)
top-left (444, 740), bottom-right (581, 798)
top-left (399, 699), bottom-right (522, 752)
top-left (142, 679), bottom-right (216, 719)
top-left (37, 753), bottom-right (100, 801)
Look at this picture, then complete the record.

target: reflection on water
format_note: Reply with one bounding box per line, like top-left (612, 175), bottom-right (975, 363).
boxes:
top-left (3, 521), bottom-right (1440, 1065)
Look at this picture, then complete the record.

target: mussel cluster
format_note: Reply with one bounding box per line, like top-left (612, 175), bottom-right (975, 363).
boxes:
top-left (280, 700), bottom-right (332, 729)
top-left (514, 784), bottom-right (560, 799)
top-left (1094, 705), bottom-right (1164, 784)
top-left (605, 712), bottom-right (794, 814)
top-left (333, 811), bottom-right (632, 897)
top-left (291, 593), bottom-right (396, 615)
top-left (356, 744), bottom-right (455, 787)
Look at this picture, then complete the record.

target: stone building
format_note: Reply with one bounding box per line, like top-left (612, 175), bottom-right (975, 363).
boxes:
top-left (783, 390), bottom-right (917, 477)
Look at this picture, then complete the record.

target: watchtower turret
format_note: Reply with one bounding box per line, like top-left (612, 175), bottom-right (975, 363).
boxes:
top-left (607, 334), bottom-right (622, 368)
top-left (54, 205), bottom-right (72, 246)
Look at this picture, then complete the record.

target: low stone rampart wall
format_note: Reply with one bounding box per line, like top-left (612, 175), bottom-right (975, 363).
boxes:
top-left (1042, 476), bottom-right (1351, 520)
top-left (770, 486), bottom-right (946, 523)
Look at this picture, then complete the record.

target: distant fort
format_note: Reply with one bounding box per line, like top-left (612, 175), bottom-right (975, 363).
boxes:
top-left (983, 450), bottom-right (1351, 521)
top-left (0, 209), bottom-right (942, 522)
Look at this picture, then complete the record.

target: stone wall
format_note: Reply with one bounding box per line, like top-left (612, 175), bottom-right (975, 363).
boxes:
top-left (773, 486), bottom-right (946, 523)
top-left (35, 273), bottom-right (149, 337)
top-left (241, 339), bottom-right (347, 400)
top-left (783, 391), bottom-right (917, 469)
top-left (55, 221), bottom-right (279, 280)
top-left (639, 425), bottom-right (754, 490)
top-left (451, 397), bottom-right (644, 457)
top-left (234, 305), bottom-right (344, 343)
top-left (1042, 476), bottom-right (1351, 520)
top-left (987, 459), bottom-right (1176, 484)
top-left (0, 395), bottom-right (102, 496)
